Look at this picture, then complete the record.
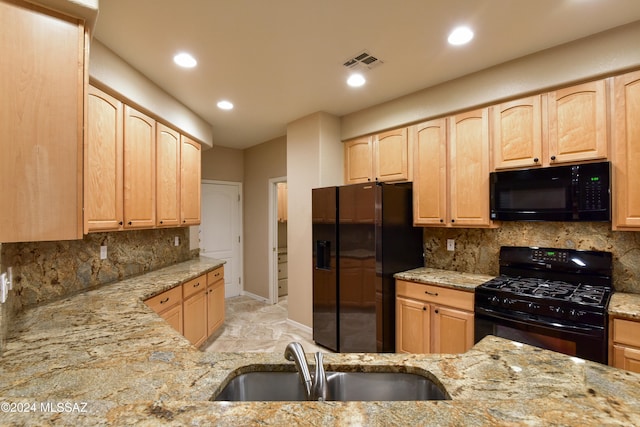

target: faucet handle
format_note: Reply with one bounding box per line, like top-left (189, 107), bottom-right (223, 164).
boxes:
top-left (312, 351), bottom-right (328, 401)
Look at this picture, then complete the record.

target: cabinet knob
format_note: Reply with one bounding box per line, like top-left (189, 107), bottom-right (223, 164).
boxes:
top-left (533, 157), bottom-right (539, 163)
top-left (160, 220), bottom-right (163, 224)
top-left (194, 282), bottom-right (201, 288)
top-left (439, 219), bottom-right (443, 223)
top-left (451, 219), bottom-right (455, 223)
top-left (128, 221), bottom-right (132, 225)
top-left (550, 155), bottom-right (556, 161)
top-left (435, 309), bottom-right (439, 314)
top-left (119, 221), bottom-right (123, 226)
top-left (422, 306), bottom-right (427, 311)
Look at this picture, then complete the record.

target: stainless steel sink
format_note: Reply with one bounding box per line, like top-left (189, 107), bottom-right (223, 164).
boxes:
top-left (214, 371), bottom-right (449, 401)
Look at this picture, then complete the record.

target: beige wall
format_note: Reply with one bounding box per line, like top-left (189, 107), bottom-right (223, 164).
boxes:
top-left (342, 21), bottom-right (640, 140)
top-left (243, 136), bottom-right (287, 298)
top-left (202, 145), bottom-right (244, 182)
top-left (286, 112), bottom-right (342, 328)
top-left (89, 39), bottom-right (213, 147)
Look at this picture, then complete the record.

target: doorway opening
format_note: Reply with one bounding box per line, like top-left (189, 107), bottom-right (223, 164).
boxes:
top-left (269, 177), bottom-right (287, 304)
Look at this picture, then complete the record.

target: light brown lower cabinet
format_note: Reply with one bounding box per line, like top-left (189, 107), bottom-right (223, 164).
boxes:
top-left (396, 280), bottom-right (474, 354)
top-left (207, 267), bottom-right (225, 336)
top-left (144, 286), bottom-right (183, 334)
top-left (183, 274), bottom-right (208, 346)
top-left (610, 317), bottom-right (640, 373)
top-left (145, 268), bottom-right (225, 346)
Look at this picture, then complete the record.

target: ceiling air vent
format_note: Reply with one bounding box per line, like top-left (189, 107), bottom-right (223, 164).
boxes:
top-left (343, 50), bottom-right (383, 70)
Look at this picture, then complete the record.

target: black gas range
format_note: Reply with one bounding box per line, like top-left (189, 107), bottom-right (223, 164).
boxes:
top-left (475, 246), bottom-right (613, 364)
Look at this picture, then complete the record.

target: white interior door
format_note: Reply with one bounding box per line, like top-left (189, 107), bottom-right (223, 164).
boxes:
top-left (200, 180), bottom-right (242, 297)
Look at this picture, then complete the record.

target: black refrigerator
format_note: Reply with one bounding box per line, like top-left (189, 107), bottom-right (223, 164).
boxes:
top-left (312, 182), bottom-right (423, 353)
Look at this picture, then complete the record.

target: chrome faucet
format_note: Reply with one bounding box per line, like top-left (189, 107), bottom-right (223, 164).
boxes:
top-left (284, 342), bottom-right (327, 401)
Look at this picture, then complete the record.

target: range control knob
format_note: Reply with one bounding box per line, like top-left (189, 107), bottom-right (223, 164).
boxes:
top-left (568, 309), bottom-right (584, 320)
top-left (489, 296), bottom-right (500, 306)
top-left (502, 298), bottom-right (512, 306)
top-left (550, 306), bottom-right (564, 315)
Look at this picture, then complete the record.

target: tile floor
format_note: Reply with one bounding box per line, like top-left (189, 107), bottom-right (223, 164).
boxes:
top-left (203, 295), bottom-right (331, 354)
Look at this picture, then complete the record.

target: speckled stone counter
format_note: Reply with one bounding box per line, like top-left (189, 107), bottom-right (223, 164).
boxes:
top-left (394, 267), bottom-right (495, 291)
top-left (609, 292), bottom-right (640, 321)
top-left (1, 261), bottom-right (640, 425)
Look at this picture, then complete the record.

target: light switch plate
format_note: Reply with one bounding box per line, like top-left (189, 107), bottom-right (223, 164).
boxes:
top-left (447, 239), bottom-right (455, 252)
top-left (100, 245), bottom-right (108, 260)
top-left (0, 273), bottom-right (7, 304)
top-left (175, 236), bottom-right (180, 246)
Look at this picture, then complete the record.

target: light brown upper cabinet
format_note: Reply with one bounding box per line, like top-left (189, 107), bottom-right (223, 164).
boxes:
top-left (85, 86), bottom-right (124, 233)
top-left (1, 0), bottom-right (86, 243)
top-left (124, 106), bottom-right (157, 229)
top-left (612, 70), bottom-right (640, 230)
top-left (344, 136), bottom-right (374, 183)
top-left (547, 79), bottom-right (608, 165)
top-left (156, 123), bottom-right (181, 227)
top-left (449, 108), bottom-right (492, 227)
top-left (344, 128), bottom-right (411, 184)
top-left (412, 118), bottom-right (448, 226)
top-left (181, 136), bottom-right (202, 226)
top-left (492, 95), bottom-right (543, 170)
top-left (277, 182), bottom-right (288, 223)
top-left (412, 110), bottom-right (492, 228)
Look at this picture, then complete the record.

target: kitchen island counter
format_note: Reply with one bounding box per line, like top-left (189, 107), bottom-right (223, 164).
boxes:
top-left (1, 259), bottom-right (639, 425)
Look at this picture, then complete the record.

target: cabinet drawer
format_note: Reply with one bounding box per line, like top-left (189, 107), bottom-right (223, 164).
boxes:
top-left (207, 266), bottom-right (224, 286)
top-left (278, 253), bottom-right (288, 263)
top-left (612, 318), bottom-right (640, 348)
top-left (396, 280), bottom-right (474, 311)
top-left (183, 274), bottom-right (206, 299)
top-left (145, 286), bottom-right (182, 313)
top-left (278, 262), bottom-right (288, 279)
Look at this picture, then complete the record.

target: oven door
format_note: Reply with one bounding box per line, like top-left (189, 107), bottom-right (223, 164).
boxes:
top-left (474, 307), bottom-right (607, 364)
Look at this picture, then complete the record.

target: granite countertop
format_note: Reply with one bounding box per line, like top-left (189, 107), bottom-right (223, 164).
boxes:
top-left (1, 260), bottom-right (640, 425)
top-left (394, 267), bottom-right (496, 291)
top-left (609, 292), bottom-right (640, 320)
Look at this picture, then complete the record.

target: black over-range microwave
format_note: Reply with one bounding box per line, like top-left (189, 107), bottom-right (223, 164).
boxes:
top-left (490, 161), bottom-right (610, 221)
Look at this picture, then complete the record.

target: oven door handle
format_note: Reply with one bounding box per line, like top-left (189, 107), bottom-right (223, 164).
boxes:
top-left (475, 307), bottom-right (604, 335)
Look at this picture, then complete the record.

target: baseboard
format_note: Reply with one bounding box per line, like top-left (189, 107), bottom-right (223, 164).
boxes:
top-left (240, 290), bottom-right (269, 303)
top-left (286, 318), bottom-right (312, 335)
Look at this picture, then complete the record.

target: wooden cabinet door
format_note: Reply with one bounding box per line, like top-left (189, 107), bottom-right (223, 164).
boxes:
top-left (612, 70), bottom-right (640, 230)
top-left (156, 123), bottom-right (181, 227)
top-left (431, 305), bottom-right (474, 354)
top-left (396, 296), bottom-right (430, 354)
top-left (547, 80), bottom-right (608, 165)
top-left (124, 105), bottom-right (156, 228)
top-left (277, 182), bottom-right (288, 222)
top-left (183, 289), bottom-right (207, 346)
top-left (181, 135), bottom-right (201, 225)
top-left (492, 95), bottom-right (543, 170)
top-left (161, 303), bottom-right (184, 335)
top-left (207, 279), bottom-right (225, 336)
top-left (374, 128), bottom-right (410, 182)
top-left (412, 119), bottom-right (448, 226)
top-left (449, 108), bottom-right (492, 227)
top-left (612, 345), bottom-right (640, 373)
top-left (85, 86), bottom-right (124, 232)
top-left (344, 137), bottom-right (373, 184)
top-left (0, 0), bottom-right (84, 243)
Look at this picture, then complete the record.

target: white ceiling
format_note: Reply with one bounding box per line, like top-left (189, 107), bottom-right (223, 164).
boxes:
top-left (93, 0), bottom-right (640, 150)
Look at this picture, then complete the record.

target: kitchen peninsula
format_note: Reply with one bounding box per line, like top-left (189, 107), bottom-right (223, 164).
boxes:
top-left (0, 260), bottom-right (639, 425)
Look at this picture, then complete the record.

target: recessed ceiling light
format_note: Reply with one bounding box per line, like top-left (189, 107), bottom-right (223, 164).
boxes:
top-left (217, 100), bottom-right (234, 110)
top-left (347, 73), bottom-right (366, 87)
top-left (448, 26), bottom-right (474, 46)
top-left (173, 52), bottom-right (197, 68)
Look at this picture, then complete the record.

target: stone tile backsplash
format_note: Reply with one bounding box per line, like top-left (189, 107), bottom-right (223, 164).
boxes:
top-left (423, 222), bottom-right (640, 293)
top-left (1, 228), bottom-right (192, 311)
